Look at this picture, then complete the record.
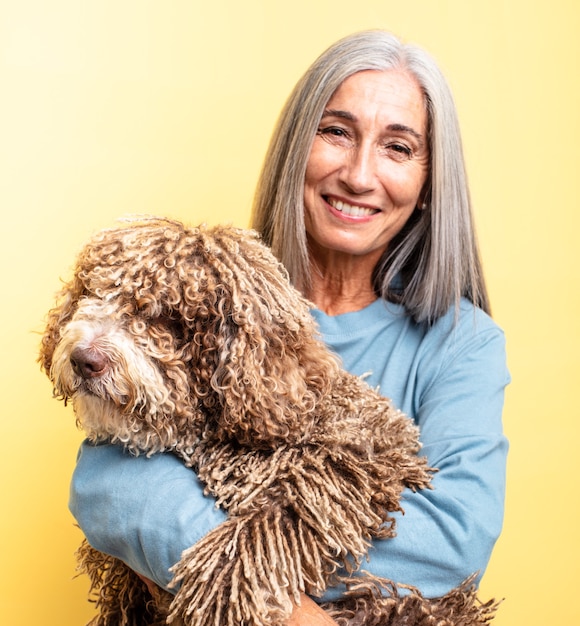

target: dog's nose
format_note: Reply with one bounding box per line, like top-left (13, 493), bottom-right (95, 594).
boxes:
top-left (70, 348), bottom-right (109, 379)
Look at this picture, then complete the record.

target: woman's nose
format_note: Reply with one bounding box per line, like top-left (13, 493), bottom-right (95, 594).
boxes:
top-left (339, 143), bottom-right (377, 194)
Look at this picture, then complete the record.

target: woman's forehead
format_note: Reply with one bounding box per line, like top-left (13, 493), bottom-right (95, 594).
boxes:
top-left (323, 70), bottom-right (427, 138)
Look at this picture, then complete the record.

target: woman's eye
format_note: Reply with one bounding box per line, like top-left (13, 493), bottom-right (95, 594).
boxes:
top-left (318, 126), bottom-right (348, 138)
top-left (386, 143), bottom-right (412, 158)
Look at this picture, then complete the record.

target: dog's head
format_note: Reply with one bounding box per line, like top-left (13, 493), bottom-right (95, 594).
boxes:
top-left (40, 217), bottom-right (339, 456)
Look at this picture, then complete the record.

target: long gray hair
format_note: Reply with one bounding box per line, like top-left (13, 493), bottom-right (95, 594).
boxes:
top-left (251, 30), bottom-right (490, 324)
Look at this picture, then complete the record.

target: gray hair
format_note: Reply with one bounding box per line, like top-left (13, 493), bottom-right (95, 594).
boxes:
top-left (251, 30), bottom-right (490, 324)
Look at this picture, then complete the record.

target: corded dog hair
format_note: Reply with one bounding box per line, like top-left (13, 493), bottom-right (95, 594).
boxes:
top-left (40, 216), bottom-right (497, 625)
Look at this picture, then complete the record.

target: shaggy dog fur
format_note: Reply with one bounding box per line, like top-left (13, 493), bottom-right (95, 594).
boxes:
top-left (40, 217), bottom-right (497, 625)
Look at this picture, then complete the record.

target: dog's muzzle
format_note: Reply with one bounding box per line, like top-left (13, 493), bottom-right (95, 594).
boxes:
top-left (70, 347), bottom-right (110, 379)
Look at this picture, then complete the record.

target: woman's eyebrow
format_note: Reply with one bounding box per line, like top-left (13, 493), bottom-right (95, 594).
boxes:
top-left (321, 108), bottom-right (356, 121)
top-left (387, 123), bottom-right (424, 145)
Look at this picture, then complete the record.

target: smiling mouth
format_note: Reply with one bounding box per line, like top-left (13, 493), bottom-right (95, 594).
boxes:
top-left (327, 197), bottom-right (380, 217)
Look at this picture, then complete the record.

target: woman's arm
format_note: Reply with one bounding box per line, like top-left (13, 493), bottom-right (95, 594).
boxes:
top-left (71, 449), bottom-right (340, 623)
top-left (322, 321), bottom-right (509, 600)
top-left (69, 443), bottom-right (227, 590)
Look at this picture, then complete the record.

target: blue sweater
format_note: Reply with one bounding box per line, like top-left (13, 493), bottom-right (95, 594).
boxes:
top-left (69, 298), bottom-right (509, 599)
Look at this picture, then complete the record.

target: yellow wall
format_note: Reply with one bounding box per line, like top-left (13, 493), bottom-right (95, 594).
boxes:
top-left (1, 1), bottom-right (578, 623)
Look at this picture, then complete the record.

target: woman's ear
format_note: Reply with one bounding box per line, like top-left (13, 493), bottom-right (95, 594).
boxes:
top-left (418, 176), bottom-right (432, 210)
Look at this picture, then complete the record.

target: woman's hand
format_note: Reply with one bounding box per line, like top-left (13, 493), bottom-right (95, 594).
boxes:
top-left (288, 594), bottom-right (338, 625)
top-left (135, 575), bottom-right (336, 625)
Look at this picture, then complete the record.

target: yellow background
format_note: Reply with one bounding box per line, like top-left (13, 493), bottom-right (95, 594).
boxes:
top-left (1, 1), bottom-right (578, 624)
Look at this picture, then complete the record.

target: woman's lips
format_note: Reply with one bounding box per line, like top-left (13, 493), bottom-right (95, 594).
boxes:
top-left (326, 196), bottom-right (380, 217)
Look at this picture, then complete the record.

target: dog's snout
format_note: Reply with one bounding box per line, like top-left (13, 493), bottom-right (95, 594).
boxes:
top-left (70, 348), bottom-right (109, 379)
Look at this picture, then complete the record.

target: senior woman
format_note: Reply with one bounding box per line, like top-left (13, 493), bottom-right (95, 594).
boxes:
top-left (70, 30), bottom-right (509, 624)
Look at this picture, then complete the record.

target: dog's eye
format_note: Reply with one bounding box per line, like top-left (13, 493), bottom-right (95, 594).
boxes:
top-left (167, 319), bottom-right (186, 343)
top-left (152, 317), bottom-right (186, 342)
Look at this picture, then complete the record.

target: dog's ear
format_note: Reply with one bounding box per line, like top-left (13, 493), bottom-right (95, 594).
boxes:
top-left (39, 226), bottom-right (117, 376)
top-left (39, 276), bottom-right (85, 376)
top-left (184, 227), bottom-right (339, 448)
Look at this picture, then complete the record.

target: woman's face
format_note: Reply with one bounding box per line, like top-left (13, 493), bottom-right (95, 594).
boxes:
top-left (304, 69), bottom-right (429, 270)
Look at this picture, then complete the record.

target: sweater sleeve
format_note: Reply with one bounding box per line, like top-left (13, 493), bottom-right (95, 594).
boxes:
top-left (322, 321), bottom-right (510, 599)
top-left (69, 313), bottom-right (509, 599)
top-left (69, 443), bottom-right (227, 591)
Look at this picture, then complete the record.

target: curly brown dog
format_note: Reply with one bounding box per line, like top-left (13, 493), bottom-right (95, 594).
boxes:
top-left (39, 217), bottom-right (497, 626)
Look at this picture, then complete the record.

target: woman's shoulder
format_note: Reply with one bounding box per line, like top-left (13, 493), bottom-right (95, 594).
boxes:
top-left (423, 299), bottom-right (507, 379)
top-left (431, 298), bottom-right (505, 343)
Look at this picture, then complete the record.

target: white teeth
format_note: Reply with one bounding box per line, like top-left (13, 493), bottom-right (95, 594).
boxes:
top-left (329, 199), bottom-right (377, 217)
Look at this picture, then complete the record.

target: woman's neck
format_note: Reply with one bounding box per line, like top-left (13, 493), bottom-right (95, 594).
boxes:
top-left (306, 264), bottom-right (378, 316)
